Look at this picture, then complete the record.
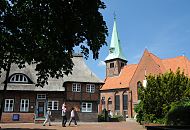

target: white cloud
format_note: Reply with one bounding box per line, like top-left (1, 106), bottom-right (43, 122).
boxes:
top-left (98, 60), bottom-right (106, 67)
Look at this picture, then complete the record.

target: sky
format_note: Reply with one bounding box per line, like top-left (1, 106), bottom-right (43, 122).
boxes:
top-left (84, 0), bottom-right (190, 80)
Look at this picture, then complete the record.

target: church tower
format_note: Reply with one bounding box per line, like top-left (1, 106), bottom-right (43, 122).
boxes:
top-left (105, 17), bottom-right (127, 77)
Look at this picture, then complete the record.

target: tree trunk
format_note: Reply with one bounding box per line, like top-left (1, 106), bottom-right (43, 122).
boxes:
top-left (0, 62), bottom-right (11, 121)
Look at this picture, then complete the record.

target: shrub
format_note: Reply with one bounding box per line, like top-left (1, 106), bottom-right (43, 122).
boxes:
top-left (165, 99), bottom-right (190, 126)
top-left (112, 115), bottom-right (124, 121)
top-left (98, 114), bottom-right (105, 122)
top-left (136, 70), bottom-right (190, 124)
top-left (134, 102), bottom-right (144, 124)
top-left (98, 108), bottom-right (108, 122)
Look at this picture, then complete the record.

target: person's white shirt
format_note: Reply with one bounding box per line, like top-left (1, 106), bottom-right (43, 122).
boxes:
top-left (71, 110), bottom-right (75, 117)
top-left (62, 103), bottom-right (65, 109)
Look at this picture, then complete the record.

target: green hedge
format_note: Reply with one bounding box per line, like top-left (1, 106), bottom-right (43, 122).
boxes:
top-left (165, 100), bottom-right (190, 126)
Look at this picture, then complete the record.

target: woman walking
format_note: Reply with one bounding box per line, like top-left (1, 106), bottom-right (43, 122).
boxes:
top-left (62, 104), bottom-right (67, 127)
top-left (68, 107), bottom-right (77, 126)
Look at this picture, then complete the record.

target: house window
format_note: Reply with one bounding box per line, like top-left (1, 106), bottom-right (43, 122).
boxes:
top-left (81, 102), bottom-right (92, 112)
top-left (86, 84), bottom-right (95, 93)
top-left (123, 95), bottom-right (128, 110)
top-left (110, 63), bottom-right (114, 68)
top-left (72, 83), bottom-right (81, 92)
top-left (10, 74), bottom-right (28, 83)
top-left (115, 95), bottom-right (120, 110)
top-left (20, 99), bottom-right (29, 112)
top-left (4, 99), bottom-right (14, 112)
top-left (48, 101), bottom-right (59, 110)
top-left (37, 94), bottom-right (46, 99)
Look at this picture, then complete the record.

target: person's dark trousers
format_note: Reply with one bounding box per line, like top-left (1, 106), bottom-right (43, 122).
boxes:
top-left (62, 116), bottom-right (67, 127)
top-left (69, 117), bottom-right (77, 126)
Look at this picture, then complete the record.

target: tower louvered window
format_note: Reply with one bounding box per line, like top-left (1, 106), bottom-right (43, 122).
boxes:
top-left (110, 63), bottom-right (114, 68)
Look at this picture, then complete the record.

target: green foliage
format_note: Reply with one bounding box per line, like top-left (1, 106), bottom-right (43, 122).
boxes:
top-left (98, 114), bottom-right (105, 122)
top-left (0, 0), bottom-right (108, 87)
top-left (112, 115), bottom-right (124, 121)
top-left (134, 101), bottom-right (144, 123)
top-left (136, 69), bottom-right (190, 124)
top-left (98, 108), bottom-right (107, 122)
top-left (0, 0), bottom-right (108, 121)
top-left (98, 109), bottom-right (124, 122)
top-left (165, 99), bottom-right (190, 126)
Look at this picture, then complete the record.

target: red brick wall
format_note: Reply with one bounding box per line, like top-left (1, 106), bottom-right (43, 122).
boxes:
top-left (129, 50), bottom-right (162, 117)
top-left (100, 89), bottom-right (129, 117)
top-left (1, 91), bottom-right (66, 123)
top-left (1, 113), bottom-right (34, 123)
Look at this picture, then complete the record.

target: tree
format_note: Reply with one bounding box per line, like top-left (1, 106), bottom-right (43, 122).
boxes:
top-left (0, 0), bottom-right (108, 120)
top-left (136, 69), bottom-right (190, 124)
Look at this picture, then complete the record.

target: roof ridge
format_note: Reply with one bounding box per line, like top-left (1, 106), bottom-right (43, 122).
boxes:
top-left (148, 51), bottom-right (167, 72)
top-left (162, 55), bottom-right (187, 61)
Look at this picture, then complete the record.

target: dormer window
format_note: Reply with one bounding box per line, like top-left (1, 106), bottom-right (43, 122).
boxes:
top-left (9, 74), bottom-right (29, 83)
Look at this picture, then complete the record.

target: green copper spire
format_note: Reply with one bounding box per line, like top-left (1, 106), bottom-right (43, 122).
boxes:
top-left (105, 17), bottom-right (127, 61)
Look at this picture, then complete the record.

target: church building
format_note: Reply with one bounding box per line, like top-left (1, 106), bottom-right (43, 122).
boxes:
top-left (100, 18), bottom-right (190, 118)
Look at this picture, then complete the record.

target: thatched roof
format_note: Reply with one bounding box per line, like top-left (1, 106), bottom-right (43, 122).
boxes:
top-left (63, 54), bottom-right (103, 84)
top-left (0, 54), bottom-right (103, 91)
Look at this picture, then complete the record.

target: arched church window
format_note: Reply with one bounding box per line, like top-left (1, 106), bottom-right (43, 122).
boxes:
top-left (137, 81), bottom-right (142, 100)
top-left (115, 95), bottom-right (120, 111)
top-left (101, 97), bottom-right (105, 104)
top-left (108, 97), bottom-right (112, 104)
top-left (137, 81), bottom-right (142, 88)
top-left (10, 74), bottom-right (29, 83)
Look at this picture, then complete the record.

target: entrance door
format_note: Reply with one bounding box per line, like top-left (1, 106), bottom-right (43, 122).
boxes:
top-left (37, 101), bottom-right (45, 118)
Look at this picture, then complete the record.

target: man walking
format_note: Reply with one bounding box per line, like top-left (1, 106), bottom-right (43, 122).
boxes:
top-left (43, 108), bottom-right (52, 126)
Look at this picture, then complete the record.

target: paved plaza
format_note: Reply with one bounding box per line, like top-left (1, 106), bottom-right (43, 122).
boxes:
top-left (0, 120), bottom-right (146, 130)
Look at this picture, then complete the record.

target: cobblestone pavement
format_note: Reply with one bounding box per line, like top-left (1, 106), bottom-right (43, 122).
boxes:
top-left (0, 120), bottom-right (146, 130)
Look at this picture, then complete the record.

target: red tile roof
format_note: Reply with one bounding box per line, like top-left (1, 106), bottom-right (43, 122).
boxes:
top-left (162, 56), bottom-right (190, 76)
top-left (149, 52), bottom-right (166, 72)
top-left (101, 64), bottom-right (137, 90)
top-left (101, 50), bottom-right (190, 90)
